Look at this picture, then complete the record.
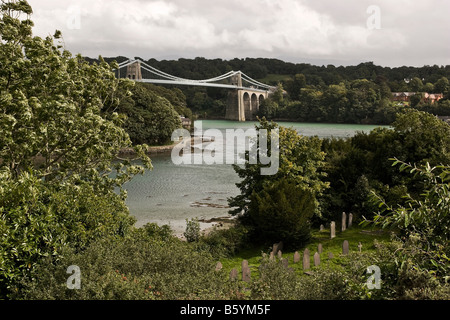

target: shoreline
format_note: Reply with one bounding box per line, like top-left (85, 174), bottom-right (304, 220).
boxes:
top-left (118, 142), bottom-right (177, 156)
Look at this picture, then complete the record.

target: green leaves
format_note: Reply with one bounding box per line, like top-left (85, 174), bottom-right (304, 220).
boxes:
top-left (0, 1), bottom-right (151, 297)
top-left (228, 118), bottom-right (328, 246)
top-left (367, 159), bottom-right (450, 279)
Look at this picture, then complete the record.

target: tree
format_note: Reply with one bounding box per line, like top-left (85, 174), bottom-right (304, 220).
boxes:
top-left (368, 160), bottom-right (450, 280)
top-left (320, 109), bottom-right (450, 222)
top-left (286, 74), bottom-right (306, 101)
top-left (184, 218), bottom-right (201, 243)
top-left (0, 0), bottom-right (151, 297)
top-left (228, 118), bottom-right (328, 246)
top-left (249, 179), bottom-right (316, 246)
top-left (271, 83), bottom-right (285, 105)
top-left (409, 77), bottom-right (424, 92)
top-left (118, 83), bottom-right (182, 145)
top-left (434, 77), bottom-right (449, 96)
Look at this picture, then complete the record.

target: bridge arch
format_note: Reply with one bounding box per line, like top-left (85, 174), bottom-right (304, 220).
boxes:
top-left (251, 94), bottom-right (258, 119)
top-left (259, 94), bottom-right (265, 106)
top-left (243, 92), bottom-right (251, 120)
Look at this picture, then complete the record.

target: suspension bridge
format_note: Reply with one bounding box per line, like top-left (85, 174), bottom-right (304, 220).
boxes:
top-left (116, 59), bottom-right (276, 121)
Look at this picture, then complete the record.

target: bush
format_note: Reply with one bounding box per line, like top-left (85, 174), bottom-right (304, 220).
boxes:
top-left (14, 230), bottom-right (243, 300)
top-left (196, 223), bottom-right (249, 259)
top-left (249, 239), bottom-right (450, 300)
top-left (248, 179), bottom-right (315, 247)
top-left (0, 171), bottom-right (135, 298)
top-left (184, 218), bottom-right (201, 243)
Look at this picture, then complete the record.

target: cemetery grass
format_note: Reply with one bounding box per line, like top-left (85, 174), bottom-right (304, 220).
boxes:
top-left (219, 225), bottom-right (394, 281)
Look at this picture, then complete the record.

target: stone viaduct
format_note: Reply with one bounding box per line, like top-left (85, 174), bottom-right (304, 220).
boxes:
top-left (225, 73), bottom-right (269, 121)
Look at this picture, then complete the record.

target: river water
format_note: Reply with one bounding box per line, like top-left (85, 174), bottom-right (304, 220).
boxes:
top-left (124, 120), bottom-right (387, 235)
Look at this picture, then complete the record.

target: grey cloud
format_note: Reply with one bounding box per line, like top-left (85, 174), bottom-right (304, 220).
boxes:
top-left (26, 0), bottom-right (450, 67)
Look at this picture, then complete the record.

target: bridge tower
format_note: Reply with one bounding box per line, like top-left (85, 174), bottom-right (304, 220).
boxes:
top-left (126, 61), bottom-right (142, 80)
top-left (226, 72), bottom-right (268, 122)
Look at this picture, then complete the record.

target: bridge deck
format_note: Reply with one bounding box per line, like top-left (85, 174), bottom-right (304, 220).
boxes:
top-left (136, 79), bottom-right (270, 93)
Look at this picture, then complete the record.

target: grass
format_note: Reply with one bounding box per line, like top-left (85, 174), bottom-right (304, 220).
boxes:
top-left (218, 225), bottom-right (394, 281)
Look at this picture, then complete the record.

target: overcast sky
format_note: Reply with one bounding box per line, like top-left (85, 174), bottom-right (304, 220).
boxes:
top-left (26, 0), bottom-right (450, 67)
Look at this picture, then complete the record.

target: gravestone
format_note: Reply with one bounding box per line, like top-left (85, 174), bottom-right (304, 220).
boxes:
top-left (230, 268), bottom-right (238, 281)
top-left (269, 252), bottom-right (274, 261)
top-left (328, 252), bottom-right (334, 259)
top-left (318, 243), bottom-right (323, 254)
top-left (272, 241), bottom-right (284, 256)
top-left (215, 261), bottom-right (223, 272)
top-left (330, 221), bottom-right (336, 239)
top-left (242, 260), bottom-right (251, 282)
top-left (281, 258), bottom-right (289, 269)
top-left (303, 248), bottom-right (310, 270)
top-left (293, 251), bottom-right (300, 264)
top-left (320, 224), bottom-right (324, 231)
top-left (314, 252), bottom-right (320, 266)
top-left (277, 250), bottom-right (283, 259)
top-left (342, 240), bottom-right (349, 255)
top-left (342, 212), bottom-right (347, 232)
top-left (272, 243), bottom-right (278, 255)
top-left (348, 213), bottom-right (353, 228)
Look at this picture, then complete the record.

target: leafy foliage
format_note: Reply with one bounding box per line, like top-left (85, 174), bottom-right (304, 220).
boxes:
top-left (0, 0), bottom-right (150, 297)
top-left (368, 160), bottom-right (450, 280)
top-left (14, 229), bottom-right (243, 300)
top-left (184, 218), bottom-right (201, 243)
top-left (117, 83), bottom-right (182, 145)
top-left (229, 118), bottom-right (328, 247)
top-left (249, 179), bottom-right (315, 246)
top-left (320, 109), bottom-right (450, 223)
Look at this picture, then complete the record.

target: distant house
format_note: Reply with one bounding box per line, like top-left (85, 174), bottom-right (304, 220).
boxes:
top-left (423, 93), bottom-right (444, 104)
top-left (180, 116), bottom-right (191, 128)
top-left (392, 92), bottom-right (444, 104)
top-left (392, 92), bottom-right (416, 103)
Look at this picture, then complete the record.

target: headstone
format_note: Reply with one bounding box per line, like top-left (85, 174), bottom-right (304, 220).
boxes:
top-left (342, 212), bottom-right (347, 232)
top-left (215, 261), bottom-right (223, 272)
top-left (328, 252), bottom-right (334, 259)
top-left (293, 251), bottom-right (300, 264)
top-left (342, 240), bottom-right (349, 255)
top-left (242, 260), bottom-right (251, 282)
top-left (320, 224), bottom-right (324, 231)
top-left (272, 243), bottom-right (278, 255)
top-left (303, 248), bottom-right (310, 270)
top-left (358, 242), bottom-right (362, 253)
top-left (230, 268), bottom-right (238, 281)
top-left (269, 252), bottom-right (274, 261)
top-left (318, 243), bottom-right (323, 254)
top-left (314, 252), bottom-right (320, 266)
top-left (348, 213), bottom-right (353, 228)
top-left (281, 258), bottom-right (289, 269)
top-left (277, 250), bottom-right (283, 259)
top-left (330, 221), bottom-right (336, 239)
top-left (272, 241), bottom-right (283, 256)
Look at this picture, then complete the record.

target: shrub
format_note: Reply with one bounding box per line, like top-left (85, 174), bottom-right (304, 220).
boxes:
top-left (196, 223), bottom-right (249, 259)
top-left (14, 230), bottom-right (243, 300)
top-left (184, 218), bottom-right (201, 243)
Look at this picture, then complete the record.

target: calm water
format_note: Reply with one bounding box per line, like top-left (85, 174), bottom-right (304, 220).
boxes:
top-left (124, 120), bottom-right (388, 234)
